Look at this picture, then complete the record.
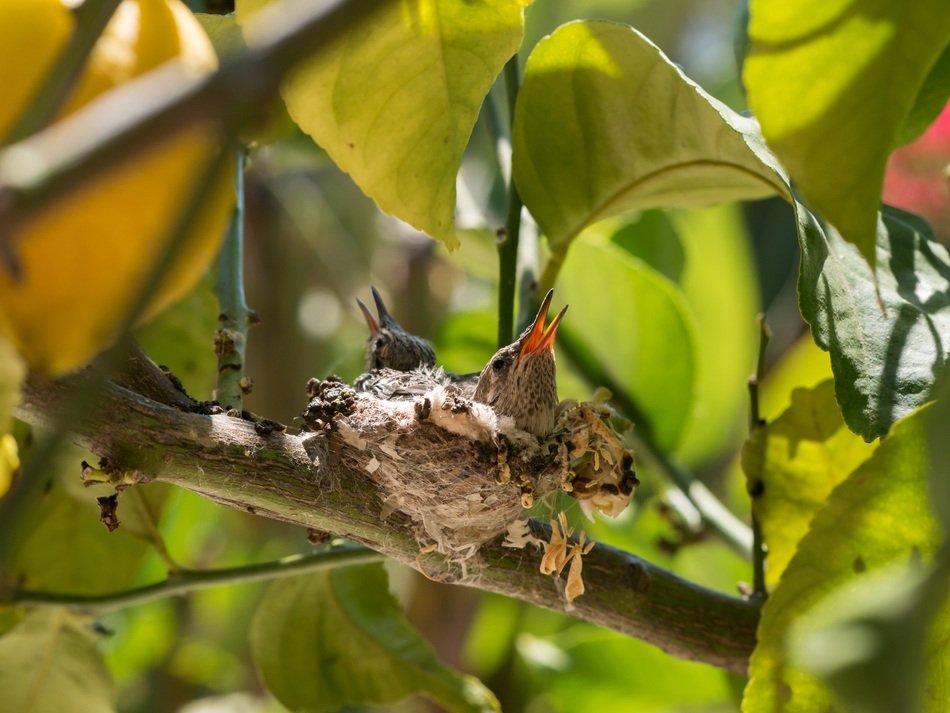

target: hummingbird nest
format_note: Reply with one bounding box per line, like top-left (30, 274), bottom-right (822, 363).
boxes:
top-left (302, 377), bottom-right (637, 559)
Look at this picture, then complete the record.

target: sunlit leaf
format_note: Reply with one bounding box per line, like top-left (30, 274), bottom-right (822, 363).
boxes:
top-left (522, 627), bottom-right (737, 712)
top-left (899, 46), bottom-right (950, 146)
top-left (0, 608), bottom-right (114, 713)
top-left (789, 560), bottom-right (950, 713)
top-left (742, 380), bottom-right (876, 588)
top-left (250, 564), bottom-right (499, 713)
top-left (236, 0), bottom-right (530, 248)
top-left (512, 20), bottom-right (788, 250)
top-left (744, 0), bottom-right (950, 266)
top-left (613, 206), bottom-right (761, 464)
top-left (557, 232), bottom-right (697, 452)
top-left (797, 204), bottom-right (950, 440)
top-left (743, 403), bottom-right (940, 712)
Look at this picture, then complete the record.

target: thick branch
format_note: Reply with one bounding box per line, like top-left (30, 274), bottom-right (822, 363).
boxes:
top-left (15, 373), bottom-right (759, 674)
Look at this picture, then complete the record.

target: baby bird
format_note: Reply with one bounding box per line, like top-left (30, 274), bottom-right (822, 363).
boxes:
top-left (356, 287), bottom-right (437, 372)
top-left (474, 290), bottom-right (567, 436)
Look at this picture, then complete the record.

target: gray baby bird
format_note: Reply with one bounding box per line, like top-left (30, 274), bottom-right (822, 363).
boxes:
top-left (474, 290), bottom-right (567, 437)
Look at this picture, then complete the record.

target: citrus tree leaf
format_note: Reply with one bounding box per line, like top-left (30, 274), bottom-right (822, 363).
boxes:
top-left (743, 0), bottom-right (950, 267)
top-left (556, 232), bottom-right (697, 452)
top-left (134, 274), bottom-right (219, 400)
top-left (743, 403), bottom-right (941, 712)
top-left (899, 45), bottom-right (950, 146)
top-left (512, 20), bottom-right (789, 250)
top-left (741, 380), bottom-right (877, 589)
top-left (0, 608), bottom-right (114, 713)
top-left (236, 0), bottom-right (530, 249)
top-left (612, 206), bottom-right (761, 464)
top-left (6, 468), bottom-right (163, 595)
top-left (250, 564), bottom-right (499, 713)
top-left (788, 560), bottom-right (950, 713)
top-left (796, 204), bottom-right (950, 441)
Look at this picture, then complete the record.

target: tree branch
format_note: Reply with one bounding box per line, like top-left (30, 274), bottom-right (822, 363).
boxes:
top-left (14, 371), bottom-right (759, 674)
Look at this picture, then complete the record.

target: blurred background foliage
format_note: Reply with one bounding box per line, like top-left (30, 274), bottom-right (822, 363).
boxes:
top-left (6, 0), bottom-right (946, 711)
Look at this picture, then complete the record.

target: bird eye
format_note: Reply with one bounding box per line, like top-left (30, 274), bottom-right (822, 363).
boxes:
top-left (492, 357), bottom-right (505, 371)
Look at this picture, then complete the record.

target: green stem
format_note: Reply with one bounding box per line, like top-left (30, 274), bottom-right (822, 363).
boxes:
top-left (538, 243), bottom-right (567, 296)
top-left (10, 545), bottom-right (382, 616)
top-left (213, 146), bottom-right (251, 412)
top-left (496, 56), bottom-right (522, 348)
top-left (0, 136), bottom-right (235, 562)
top-left (748, 314), bottom-right (771, 596)
top-left (2, 0), bottom-right (123, 147)
top-left (558, 328), bottom-right (753, 558)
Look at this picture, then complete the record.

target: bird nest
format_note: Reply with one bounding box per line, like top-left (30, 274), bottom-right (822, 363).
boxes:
top-left (301, 377), bottom-right (637, 559)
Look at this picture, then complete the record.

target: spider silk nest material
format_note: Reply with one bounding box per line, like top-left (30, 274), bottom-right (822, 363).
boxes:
top-left (301, 378), bottom-right (636, 560)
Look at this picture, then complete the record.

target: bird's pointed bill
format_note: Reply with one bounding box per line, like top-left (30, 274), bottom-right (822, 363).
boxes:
top-left (356, 298), bottom-right (380, 335)
top-left (371, 286), bottom-right (398, 329)
top-left (520, 290), bottom-right (566, 357)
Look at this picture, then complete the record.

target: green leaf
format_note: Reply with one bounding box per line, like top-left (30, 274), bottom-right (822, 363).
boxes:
top-left (743, 0), bottom-right (950, 267)
top-left (899, 45), bottom-right (950, 146)
top-left (0, 608), bottom-right (114, 713)
top-left (236, 0), bottom-right (530, 249)
top-left (7, 467), bottom-right (161, 595)
top-left (614, 206), bottom-right (761, 464)
top-left (741, 380), bottom-right (877, 589)
top-left (250, 564), bottom-right (499, 713)
top-left (796, 204), bottom-right (950, 440)
top-left (134, 274), bottom-right (218, 400)
top-left (512, 20), bottom-right (788, 250)
top-left (557, 232), bottom-right (697, 452)
top-left (788, 560), bottom-right (950, 713)
top-left (743, 403), bottom-right (941, 712)
top-left (195, 13), bottom-right (247, 60)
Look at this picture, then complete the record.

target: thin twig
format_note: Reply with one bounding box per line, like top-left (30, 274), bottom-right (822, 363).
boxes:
top-left (558, 328), bottom-right (754, 558)
top-left (214, 146), bottom-right (251, 412)
top-left (495, 57), bottom-right (523, 348)
top-left (10, 544), bottom-right (382, 616)
top-left (2, 0), bottom-right (123, 146)
top-left (747, 313), bottom-right (771, 596)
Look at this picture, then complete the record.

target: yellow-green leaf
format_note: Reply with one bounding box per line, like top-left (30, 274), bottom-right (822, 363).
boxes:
top-left (742, 380), bottom-right (876, 589)
top-left (743, 403), bottom-right (941, 712)
top-left (0, 608), bottom-right (114, 713)
top-left (236, 0), bottom-right (530, 248)
top-left (512, 20), bottom-right (788, 250)
top-left (743, 0), bottom-right (950, 267)
top-left (250, 564), bottom-right (499, 713)
top-left (557, 232), bottom-right (697, 452)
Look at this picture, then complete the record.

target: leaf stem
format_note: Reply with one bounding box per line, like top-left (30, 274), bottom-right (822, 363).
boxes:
top-left (9, 544), bottom-right (382, 616)
top-left (213, 146), bottom-right (251, 412)
top-left (2, 0), bottom-right (123, 147)
top-left (747, 313), bottom-right (771, 596)
top-left (496, 56), bottom-right (523, 348)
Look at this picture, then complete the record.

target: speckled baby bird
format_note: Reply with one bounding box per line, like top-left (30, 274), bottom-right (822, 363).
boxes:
top-left (357, 287), bottom-right (437, 372)
top-left (474, 290), bottom-right (567, 436)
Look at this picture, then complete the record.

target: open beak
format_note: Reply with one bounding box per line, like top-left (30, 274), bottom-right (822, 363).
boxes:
top-left (519, 289), bottom-right (568, 358)
top-left (371, 286), bottom-right (398, 329)
top-left (356, 297), bottom-right (379, 335)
